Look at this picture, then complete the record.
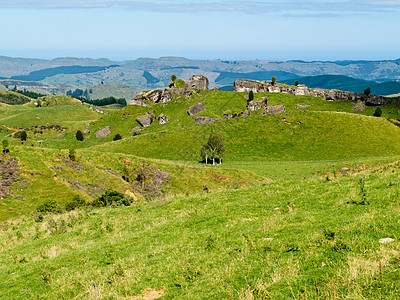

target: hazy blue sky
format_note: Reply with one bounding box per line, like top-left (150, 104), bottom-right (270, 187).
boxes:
top-left (1, 0), bottom-right (399, 61)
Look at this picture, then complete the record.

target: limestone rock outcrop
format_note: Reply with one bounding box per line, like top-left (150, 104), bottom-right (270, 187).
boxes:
top-left (129, 89), bottom-right (173, 105)
top-left (192, 116), bottom-right (222, 124)
top-left (136, 113), bottom-right (155, 127)
top-left (96, 126), bottom-right (111, 138)
top-left (158, 113), bottom-right (169, 125)
top-left (233, 79), bottom-right (387, 104)
top-left (186, 75), bottom-right (209, 90)
top-left (247, 97), bottom-right (268, 111)
top-left (262, 105), bottom-right (286, 115)
top-left (187, 103), bottom-right (205, 115)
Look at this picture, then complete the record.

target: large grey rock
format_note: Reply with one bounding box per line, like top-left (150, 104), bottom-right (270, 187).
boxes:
top-left (262, 105), bottom-right (286, 115)
top-left (186, 75), bottom-right (209, 90)
top-left (128, 99), bottom-right (151, 107)
top-left (158, 113), bottom-right (169, 125)
top-left (366, 95), bottom-right (387, 106)
top-left (187, 103), bottom-right (205, 115)
top-left (294, 85), bottom-right (311, 96)
top-left (192, 116), bottom-right (222, 124)
top-left (223, 111), bottom-right (250, 119)
top-left (247, 97), bottom-right (268, 111)
top-left (352, 101), bottom-right (365, 111)
top-left (160, 91), bottom-right (173, 103)
top-left (96, 126), bottom-right (111, 138)
top-left (234, 79), bottom-right (265, 93)
top-left (136, 114), bottom-right (155, 127)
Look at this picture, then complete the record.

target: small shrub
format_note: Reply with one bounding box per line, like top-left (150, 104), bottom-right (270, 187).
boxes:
top-left (33, 211), bottom-right (44, 222)
top-left (76, 130), bottom-right (84, 141)
top-left (92, 190), bottom-right (133, 207)
top-left (69, 149), bottom-right (76, 161)
top-left (295, 80), bottom-right (299, 86)
top-left (2, 139), bottom-right (9, 153)
top-left (113, 134), bottom-right (122, 141)
top-left (272, 76), bottom-right (276, 85)
top-left (20, 131), bottom-right (27, 141)
top-left (373, 107), bottom-right (382, 117)
top-left (364, 87), bottom-right (371, 97)
top-left (65, 195), bottom-right (86, 211)
top-left (37, 199), bottom-right (62, 213)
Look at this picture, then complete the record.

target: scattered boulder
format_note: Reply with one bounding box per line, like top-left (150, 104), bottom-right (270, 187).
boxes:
top-left (129, 99), bottom-right (151, 107)
top-left (57, 133), bottom-right (64, 137)
top-left (262, 105), bottom-right (286, 115)
top-left (192, 116), bottom-right (222, 124)
top-left (247, 97), bottom-right (268, 111)
top-left (366, 95), bottom-right (388, 106)
top-left (234, 79), bottom-right (265, 93)
top-left (160, 91), bottom-right (173, 103)
top-left (130, 127), bottom-right (142, 133)
top-left (82, 129), bottom-right (90, 134)
top-left (294, 85), bottom-right (311, 96)
top-left (297, 104), bottom-right (311, 109)
top-left (223, 111), bottom-right (250, 119)
top-left (187, 103), bottom-right (205, 115)
top-left (96, 126), bottom-right (112, 138)
top-left (158, 113), bottom-right (169, 125)
top-left (352, 101), bottom-right (365, 111)
top-left (136, 113), bottom-right (155, 127)
top-left (186, 75), bottom-right (209, 90)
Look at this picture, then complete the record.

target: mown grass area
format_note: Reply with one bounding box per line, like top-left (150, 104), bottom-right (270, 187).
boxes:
top-left (0, 161), bottom-right (399, 299)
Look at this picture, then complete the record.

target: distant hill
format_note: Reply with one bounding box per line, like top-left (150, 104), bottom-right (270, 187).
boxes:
top-left (283, 75), bottom-right (400, 96)
top-left (1, 55), bottom-right (400, 93)
top-left (11, 65), bottom-right (119, 82)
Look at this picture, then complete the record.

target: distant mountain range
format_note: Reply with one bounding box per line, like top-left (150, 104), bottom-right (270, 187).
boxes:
top-left (0, 55), bottom-right (400, 97)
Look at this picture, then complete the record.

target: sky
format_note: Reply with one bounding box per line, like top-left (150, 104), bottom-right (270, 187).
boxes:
top-left (0, 0), bottom-right (399, 61)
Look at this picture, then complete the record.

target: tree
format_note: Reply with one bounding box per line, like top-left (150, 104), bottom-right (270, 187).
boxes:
top-left (20, 131), bottom-right (27, 141)
top-left (201, 145), bottom-right (210, 164)
top-left (171, 74), bottom-right (177, 82)
top-left (373, 107), bottom-right (382, 117)
top-left (206, 133), bottom-right (226, 165)
top-left (69, 149), bottom-right (76, 161)
top-left (75, 130), bottom-right (84, 141)
top-left (364, 87), bottom-right (371, 97)
top-left (272, 76), bottom-right (277, 85)
top-left (295, 80), bottom-right (299, 86)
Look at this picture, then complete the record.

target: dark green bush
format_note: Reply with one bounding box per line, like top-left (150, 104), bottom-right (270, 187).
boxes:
top-left (92, 190), bottom-right (133, 207)
top-left (20, 131), bottom-right (27, 141)
top-left (113, 134), bottom-right (122, 141)
top-left (37, 200), bottom-right (63, 213)
top-left (373, 107), bottom-right (382, 117)
top-left (69, 149), bottom-right (76, 161)
top-left (65, 195), bottom-right (86, 211)
top-left (76, 130), bottom-right (84, 141)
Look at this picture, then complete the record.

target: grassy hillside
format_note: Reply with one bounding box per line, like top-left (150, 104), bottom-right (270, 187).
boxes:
top-left (1, 161), bottom-right (399, 299)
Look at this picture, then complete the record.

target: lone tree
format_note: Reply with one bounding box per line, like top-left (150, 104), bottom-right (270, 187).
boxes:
top-left (373, 107), bottom-right (382, 117)
top-left (171, 74), bottom-right (177, 82)
top-left (272, 76), bottom-right (277, 85)
top-left (202, 133), bottom-right (225, 165)
top-left (75, 130), bottom-right (84, 141)
top-left (295, 80), bottom-right (299, 86)
top-left (247, 90), bottom-right (254, 106)
top-left (20, 131), bottom-right (27, 141)
top-left (364, 87), bottom-right (371, 97)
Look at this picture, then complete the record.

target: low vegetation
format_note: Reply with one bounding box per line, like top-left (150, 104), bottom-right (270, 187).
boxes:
top-left (0, 82), bottom-right (399, 298)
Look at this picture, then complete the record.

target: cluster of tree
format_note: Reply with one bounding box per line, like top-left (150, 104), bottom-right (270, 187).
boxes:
top-left (16, 90), bottom-right (46, 99)
top-left (0, 92), bottom-right (31, 105)
top-left (86, 97), bottom-right (127, 107)
top-left (66, 88), bottom-right (90, 99)
top-left (201, 134), bottom-right (226, 165)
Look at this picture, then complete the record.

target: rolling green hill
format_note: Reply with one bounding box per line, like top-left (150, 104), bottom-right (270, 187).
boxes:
top-left (0, 86), bottom-right (400, 298)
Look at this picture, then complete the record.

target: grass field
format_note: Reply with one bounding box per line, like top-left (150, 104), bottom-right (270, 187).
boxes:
top-left (0, 88), bottom-right (399, 298)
